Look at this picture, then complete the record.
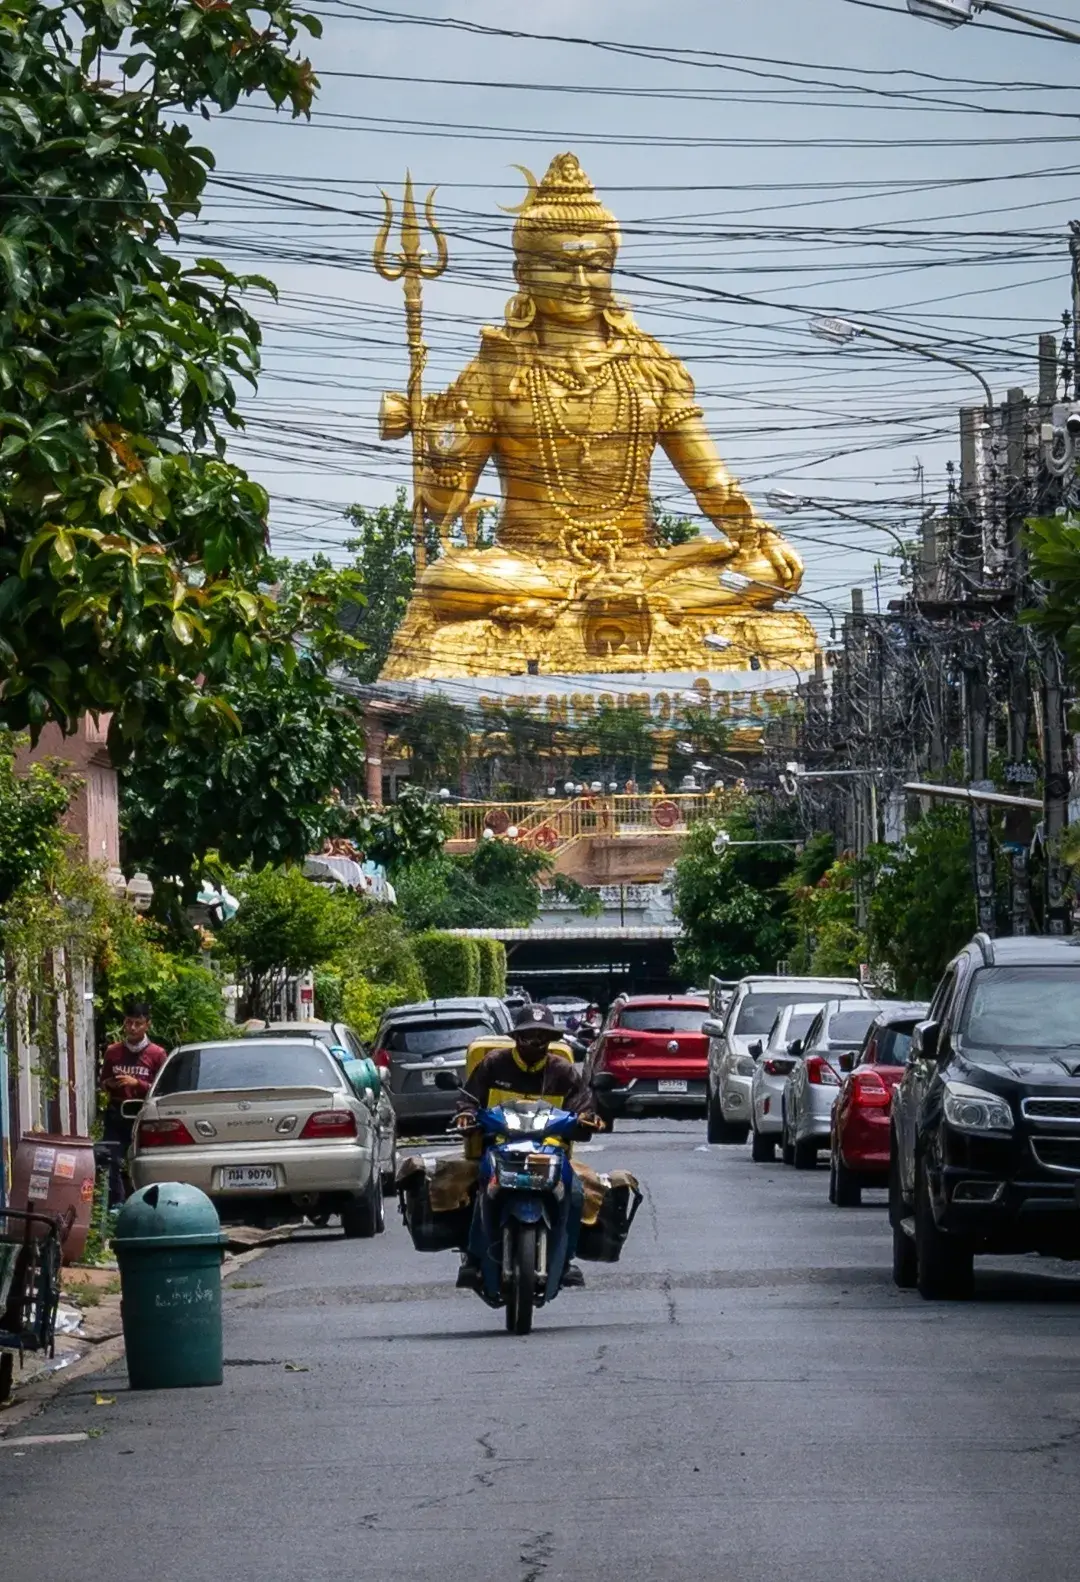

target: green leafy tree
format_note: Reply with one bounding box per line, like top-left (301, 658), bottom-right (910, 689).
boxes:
top-left (673, 805), bottom-right (799, 981)
top-left (356, 784), bottom-right (451, 877)
top-left (1025, 515), bottom-right (1080, 668)
top-left (478, 705), bottom-right (558, 799)
top-left (652, 502), bottom-right (700, 547)
top-left (0, 0), bottom-right (322, 749)
top-left (120, 559), bottom-right (366, 891)
top-left (394, 696), bottom-right (472, 789)
top-left (327, 908), bottom-right (426, 1040)
top-left (575, 705), bottom-right (656, 786)
top-left (784, 842), bottom-right (866, 978)
top-left (866, 805), bottom-right (993, 996)
top-left (394, 838), bottom-right (550, 931)
top-left (218, 865), bottom-right (355, 1015)
top-left (0, 730), bottom-right (71, 918)
top-left (341, 490), bottom-right (420, 682)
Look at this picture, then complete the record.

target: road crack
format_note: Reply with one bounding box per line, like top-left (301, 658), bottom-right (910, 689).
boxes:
top-left (660, 1275), bottom-right (677, 1325)
top-left (520, 1529), bottom-right (554, 1582)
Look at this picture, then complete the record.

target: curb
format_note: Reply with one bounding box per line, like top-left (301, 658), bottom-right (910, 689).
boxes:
top-left (0, 1240), bottom-right (279, 1436)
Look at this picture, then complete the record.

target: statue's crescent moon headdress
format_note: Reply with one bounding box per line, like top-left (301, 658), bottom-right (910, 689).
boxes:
top-left (507, 153), bottom-right (621, 256)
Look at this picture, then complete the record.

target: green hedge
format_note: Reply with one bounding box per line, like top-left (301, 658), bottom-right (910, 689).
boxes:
top-left (413, 931), bottom-right (481, 998)
top-left (475, 936), bottom-right (507, 997)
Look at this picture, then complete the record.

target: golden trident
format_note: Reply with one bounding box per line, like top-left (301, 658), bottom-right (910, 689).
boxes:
top-left (373, 173), bottom-right (448, 573)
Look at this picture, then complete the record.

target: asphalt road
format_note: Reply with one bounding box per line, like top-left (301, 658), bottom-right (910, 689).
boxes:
top-left (4, 1120), bottom-right (1080, 1582)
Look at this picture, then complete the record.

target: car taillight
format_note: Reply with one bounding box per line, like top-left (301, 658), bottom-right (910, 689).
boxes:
top-left (372, 1047), bottom-right (390, 1070)
top-left (299, 1110), bottom-right (358, 1140)
top-left (852, 1070), bottom-right (890, 1107)
top-left (138, 1117), bottom-right (195, 1149)
top-left (805, 1056), bottom-right (840, 1087)
top-left (763, 1058), bottom-right (794, 1076)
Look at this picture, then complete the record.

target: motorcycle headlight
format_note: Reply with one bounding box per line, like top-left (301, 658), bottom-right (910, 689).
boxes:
top-left (943, 1082), bottom-right (1013, 1134)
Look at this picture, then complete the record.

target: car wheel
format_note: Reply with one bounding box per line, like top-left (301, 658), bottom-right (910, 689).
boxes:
top-left (828, 1152), bottom-right (837, 1204)
top-left (342, 1171), bottom-right (385, 1239)
top-left (781, 1111), bottom-right (795, 1166)
top-left (706, 1090), bottom-right (743, 1144)
top-left (889, 1129), bottom-right (918, 1289)
top-left (750, 1124), bottom-right (775, 1163)
top-left (834, 1148), bottom-right (862, 1207)
top-left (752, 1126), bottom-right (777, 1164)
top-left (914, 1156), bottom-right (973, 1300)
top-left (793, 1134), bottom-right (818, 1170)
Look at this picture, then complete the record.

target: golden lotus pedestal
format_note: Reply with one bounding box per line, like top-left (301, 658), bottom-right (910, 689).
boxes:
top-left (379, 596), bottom-right (818, 680)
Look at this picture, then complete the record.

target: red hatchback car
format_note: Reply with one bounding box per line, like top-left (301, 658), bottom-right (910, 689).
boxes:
top-left (588, 995), bottom-right (709, 1128)
top-left (829, 1002), bottom-right (929, 1206)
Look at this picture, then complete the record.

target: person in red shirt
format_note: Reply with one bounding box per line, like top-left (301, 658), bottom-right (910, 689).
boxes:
top-left (100, 1001), bottom-right (168, 1204)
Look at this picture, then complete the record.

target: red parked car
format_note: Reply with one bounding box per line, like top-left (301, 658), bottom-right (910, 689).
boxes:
top-left (829, 1002), bottom-right (929, 1206)
top-left (587, 995), bottom-right (709, 1128)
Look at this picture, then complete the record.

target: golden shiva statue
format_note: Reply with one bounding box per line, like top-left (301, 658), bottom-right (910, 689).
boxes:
top-left (375, 154), bottom-right (817, 678)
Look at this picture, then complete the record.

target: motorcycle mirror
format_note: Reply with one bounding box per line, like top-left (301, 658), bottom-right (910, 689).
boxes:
top-left (433, 1069), bottom-right (461, 1091)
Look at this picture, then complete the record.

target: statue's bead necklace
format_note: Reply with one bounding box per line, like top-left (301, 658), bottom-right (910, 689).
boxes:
top-left (529, 357), bottom-right (646, 565)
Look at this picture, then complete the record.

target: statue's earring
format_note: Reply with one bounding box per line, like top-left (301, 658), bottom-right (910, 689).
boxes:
top-left (505, 292), bottom-right (536, 330)
top-left (603, 298), bottom-right (633, 333)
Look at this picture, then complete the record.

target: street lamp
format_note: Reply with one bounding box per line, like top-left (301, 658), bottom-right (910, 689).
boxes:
top-left (712, 830), bottom-right (804, 854)
top-left (764, 488), bottom-right (913, 562)
top-left (808, 315), bottom-right (993, 408)
top-left (717, 569), bottom-right (840, 638)
top-left (907, 0), bottom-right (1080, 42)
top-left (702, 633), bottom-right (805, 694)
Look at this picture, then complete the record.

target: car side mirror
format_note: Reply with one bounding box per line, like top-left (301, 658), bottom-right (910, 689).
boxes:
top-left (912, 1020), bottom-right (940, 1063)
top-left (701, 1018), bottom-right (726, 1039)
top-left (838, 1052), bottom-right (854, 1073)
top-left (591, 1071), bottom-right (616, 1093)
top-left (748, 1040), bottom-right (763, 1058)
top-left (788, 1038), bottom-right (804, 1059)
top-left (433, 1068), bottom-right (461, 1091)
top-left (121, 1099), bottom-right (144, 1120)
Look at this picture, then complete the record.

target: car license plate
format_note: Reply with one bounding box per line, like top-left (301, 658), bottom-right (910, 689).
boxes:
top-left (219, 1165), bottom-right (277, 1191)
top-left (658, 1079), bottom-right (688, 1093)
top-left (422, 1069), bottom-right (437, 1086)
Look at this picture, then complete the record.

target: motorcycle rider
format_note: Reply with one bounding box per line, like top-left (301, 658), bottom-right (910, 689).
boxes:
top-left (454, 1004), bottom-right (594, 1290)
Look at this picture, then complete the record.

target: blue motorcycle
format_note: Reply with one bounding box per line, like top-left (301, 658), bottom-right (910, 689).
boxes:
top-left (463, 1098), bottom-right (598, 1335)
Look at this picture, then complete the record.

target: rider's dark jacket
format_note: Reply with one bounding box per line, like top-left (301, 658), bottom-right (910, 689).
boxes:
top-left (458, 1046), bottom-right (591, 1115)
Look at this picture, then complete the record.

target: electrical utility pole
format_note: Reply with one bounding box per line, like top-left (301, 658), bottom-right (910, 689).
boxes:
top-left (1037, 255), bottom-right (1078, 934)
top-left (959, 404), bottom-right (998, 935)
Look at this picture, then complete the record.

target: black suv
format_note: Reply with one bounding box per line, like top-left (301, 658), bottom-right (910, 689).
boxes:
top-left (890, 933), bottom-right (1080, 1299)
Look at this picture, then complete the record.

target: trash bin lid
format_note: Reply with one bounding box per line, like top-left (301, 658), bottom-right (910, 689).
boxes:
top-left (114, 1182), bottom-right (226, 1248)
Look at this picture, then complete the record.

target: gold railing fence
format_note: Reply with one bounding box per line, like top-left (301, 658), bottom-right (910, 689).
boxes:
top-left (447, 790), bottom-right (740, 850)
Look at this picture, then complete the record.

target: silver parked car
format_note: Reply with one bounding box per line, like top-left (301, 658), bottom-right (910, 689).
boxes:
top-left (707, 975), bottom-right (867, 1144)
top-left (749, 1002), bottom-right (825, 1162)
top-left (130, 1039), bottom-right (386, 1237)
top-left (781, 999), bottom-right (889, 1168)
top-left (243, 1021), bottom-right (396, 1193)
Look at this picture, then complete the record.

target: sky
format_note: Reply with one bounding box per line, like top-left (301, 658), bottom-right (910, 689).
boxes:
top-left (177, 0), bottom-right (1080, 636)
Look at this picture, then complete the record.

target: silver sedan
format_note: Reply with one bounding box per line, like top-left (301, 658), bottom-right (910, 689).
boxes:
top-left (749, 1002), bottom-right (825, 1162)
top-left (782, 1000), bottom-right (889, 1169)
top-left (131, 1039), bottom-right (385, 1238)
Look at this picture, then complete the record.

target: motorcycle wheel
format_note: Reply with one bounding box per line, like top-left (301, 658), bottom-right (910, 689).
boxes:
top-left (505, 1223), bottom-right (537, 1336)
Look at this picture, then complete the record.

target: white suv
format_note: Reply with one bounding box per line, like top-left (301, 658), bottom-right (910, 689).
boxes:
top-left (706, 975), bottom-right (867, 1144)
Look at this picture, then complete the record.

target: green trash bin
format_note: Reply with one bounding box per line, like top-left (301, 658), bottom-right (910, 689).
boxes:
top-left (114, 1182), bottom-right (227, 1390)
